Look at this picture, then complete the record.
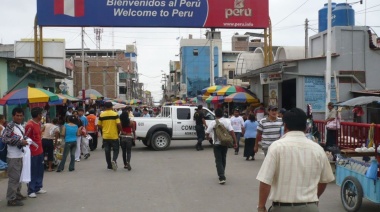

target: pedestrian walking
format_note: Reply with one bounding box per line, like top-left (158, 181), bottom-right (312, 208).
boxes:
top-left (86, 109), bottom-right (98, 151)
top-left (243, 113), bottom-right (258, 160)
top-left (41, 118), bottom-right (60, 172)
top-left (2, 108), bottom-right (29, 206)
top-left (256, 108), bottom-right (335, 212)
top-left (57, 115), bottom-right (79, 172)
top-left (119, 109), bottom-right (135, 170)
top-left (230, 108), bottom-right (245, 155)
top-left (25, 107), bottom-right (47, 198)
top-left (254, 103), bottom-right (265, 121)
top-left (325, 102), bottom-right (337, 148)
top-left (256, 105), bottom-right (283, 156)
top-left (76, 108), bottom-right (90, 161)
top-left (205, 108), bottom-right (237, 184)
top-left (98, 102), bottom-right (122, 171)
top-left (194, 105), bottom-right (207, 151)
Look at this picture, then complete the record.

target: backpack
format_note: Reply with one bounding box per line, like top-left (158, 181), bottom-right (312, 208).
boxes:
top-left (214, 119), bottom-right (233, 147)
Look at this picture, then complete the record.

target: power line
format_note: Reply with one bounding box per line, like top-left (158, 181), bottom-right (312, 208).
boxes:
top-left (273, 0), bottom-right (312, 27)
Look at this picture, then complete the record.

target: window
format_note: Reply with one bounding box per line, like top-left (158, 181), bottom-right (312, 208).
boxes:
top-left (193, 49), bottom-right (199, 56)
top-left (203, 110), bottom-right (215, 120)
top-left (119, 86), bottom-right (126, 94)
top-left (229, 71), bottom-right (234, 79)
top-left (177, 108), bottom-right (191, 120)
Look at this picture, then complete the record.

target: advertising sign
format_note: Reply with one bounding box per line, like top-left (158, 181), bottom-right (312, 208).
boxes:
top-left (37, 0), bottom-right (269, 29)
top-left (304, 77), bottom-right (336, 112)
top-left (260, 72), bottom-right (282, 84)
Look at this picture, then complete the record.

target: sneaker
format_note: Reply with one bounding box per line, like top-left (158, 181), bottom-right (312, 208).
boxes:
top-left (36, 189), bottom-right (47, 194)
top-left (28, 193), bottom-right (37, 198)
top-left (219, 180), bottom-right (226, 184)
top-left (84, 153), bottom-right (90, 159)
top-left (235, 152), bottom-right (238, 155)
top-left (111, 161), bottom-right (118, 171)
top-left (75, 159), bottom-right (80, 162)
top-left (7, 200), bottom-right (24, 206)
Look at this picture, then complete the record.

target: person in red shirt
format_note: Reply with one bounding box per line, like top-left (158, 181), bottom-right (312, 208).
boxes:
top-left (25, 107), bottom-right (47, 198)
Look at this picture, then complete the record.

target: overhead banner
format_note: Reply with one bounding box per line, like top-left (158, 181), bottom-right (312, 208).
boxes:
top-left (37, 0), bottom-right (269, 28)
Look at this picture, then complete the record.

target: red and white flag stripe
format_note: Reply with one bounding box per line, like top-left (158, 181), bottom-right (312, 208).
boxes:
top-left (54, 0), bottom-right (84, 17)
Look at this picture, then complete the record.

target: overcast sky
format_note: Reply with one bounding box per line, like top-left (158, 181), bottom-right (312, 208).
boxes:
top-left (1, 0), bottom-right (379, 101)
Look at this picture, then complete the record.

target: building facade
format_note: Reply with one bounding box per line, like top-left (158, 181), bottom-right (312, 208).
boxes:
top-left (238, 26), bottom-right (380, 122)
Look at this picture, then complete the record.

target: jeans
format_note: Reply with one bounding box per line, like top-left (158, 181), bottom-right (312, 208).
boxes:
top-left (234, 132), bottom-right (242, 153)
top-left (213, 145), bottom-right (228, 180)
top-left (195, 125), bottom-right (205, 144)
top-left (6, 158), bottom-right (23, 201)
top-left (28, 153), bottom-right (44, 194)
top-left (88, 132), bottom-right (98, 151)
top-left (58, 141), bottom-right (77, 171)
top-left (269, 203), bottom-right (319, 212)
top-left (120, 136), bottom-right (133, 165)
top-left (103, 139), bottom-right (119, 168)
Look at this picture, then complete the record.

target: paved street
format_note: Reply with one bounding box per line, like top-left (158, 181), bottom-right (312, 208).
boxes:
top-left (0, 140), bottom-right (379, 212)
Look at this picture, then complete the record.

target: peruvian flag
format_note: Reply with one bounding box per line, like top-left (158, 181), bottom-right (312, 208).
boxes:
top-left (54, 0), bottom-right (84, 17)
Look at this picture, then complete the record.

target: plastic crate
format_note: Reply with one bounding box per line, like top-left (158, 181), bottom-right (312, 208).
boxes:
top-left (336, 165), bottom-right (380, 203)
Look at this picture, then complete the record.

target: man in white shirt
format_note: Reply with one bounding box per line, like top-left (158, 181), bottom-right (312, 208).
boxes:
top-left (230, 108), bottom-right (245, 155)
top-left (205, 108), bottom-right (237, 185)
top-left (2, 107), bottom-right (29, 207)
top-left (256, 108), bottom-right (335, 212)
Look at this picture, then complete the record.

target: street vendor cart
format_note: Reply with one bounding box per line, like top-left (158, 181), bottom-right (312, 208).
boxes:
top-left (335, 122), bottom-right (380, 212)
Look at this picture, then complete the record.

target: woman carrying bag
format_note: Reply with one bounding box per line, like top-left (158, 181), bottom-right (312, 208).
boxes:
top-left (119, 109), bottom-right (135, 171)
top-left (57, 116), bottom-right (80, 172)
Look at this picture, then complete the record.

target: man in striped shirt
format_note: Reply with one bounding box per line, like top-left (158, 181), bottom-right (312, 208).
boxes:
top-left (256, 105), bottom-right (283, 156)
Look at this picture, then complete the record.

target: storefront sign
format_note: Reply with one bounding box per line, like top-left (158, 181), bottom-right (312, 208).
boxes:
top-left (37, 0), bottom-right (269, 29)
top-left (304, 77), bottom-right (336, 112)
top-left (260, 72), bottom-right (282, 84)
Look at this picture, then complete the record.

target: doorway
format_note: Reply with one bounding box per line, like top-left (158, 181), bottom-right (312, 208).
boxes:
top-left (281, 79), bottom-right (296, 110)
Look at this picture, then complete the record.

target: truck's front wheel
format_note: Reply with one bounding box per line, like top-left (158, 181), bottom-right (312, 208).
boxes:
top-left (151, 131), bottom-right (171, 151)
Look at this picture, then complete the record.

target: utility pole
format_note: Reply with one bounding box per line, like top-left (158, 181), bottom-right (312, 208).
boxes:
top-left (161, 72), bottom-right (167, 102)
top-left (81, 27), bottom-right (85, 109)
top-left (305, 18), bottom-right (309, 58)
top-left (94, 28), bottom-right (103, 49)
top-left (209, 28), bottom-right (215, 86)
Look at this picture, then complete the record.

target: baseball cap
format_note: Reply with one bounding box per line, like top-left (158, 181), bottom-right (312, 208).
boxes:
top-left (268, 105), bottom-right (278, 110)
top-left (197, 105), bottom-right (203, 110)
top-left (279, 108), bottom-right (286, 114)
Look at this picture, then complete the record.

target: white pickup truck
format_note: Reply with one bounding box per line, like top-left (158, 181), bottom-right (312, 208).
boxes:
top-left (134, 106), bottom-right (215, 150)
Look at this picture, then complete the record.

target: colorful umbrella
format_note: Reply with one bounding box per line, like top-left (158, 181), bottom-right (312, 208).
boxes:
top-left (224, 92), bottom-right (259, 103)
top-left (130, 99), bottom-right (142, 105)
top-left (173, 100), bottom-right (186, 105)
top-left (201, 85), bottom-right (224, 95)
top-left (78, 89), bottom-right (103, 100)
top-left (0, 87), bottom-right (59, 105)
top-left (113, 99), bottom-right (128, 104)
top-left (57, 93), bottom-right (80, 104)
top-left (205, 96), bottom-right (224, 104)
top-left (190, 97), bottom-right (198, 103)
top-left (215, 85), bottom-right (252, 96)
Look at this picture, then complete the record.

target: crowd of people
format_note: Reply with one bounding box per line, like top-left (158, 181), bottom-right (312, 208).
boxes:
top-left (196, 104), bottom-right (334, 212)
top-left (0, 102), bottom-right (139, 207)
top-left (1, 102), bottom-right (336, 211)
